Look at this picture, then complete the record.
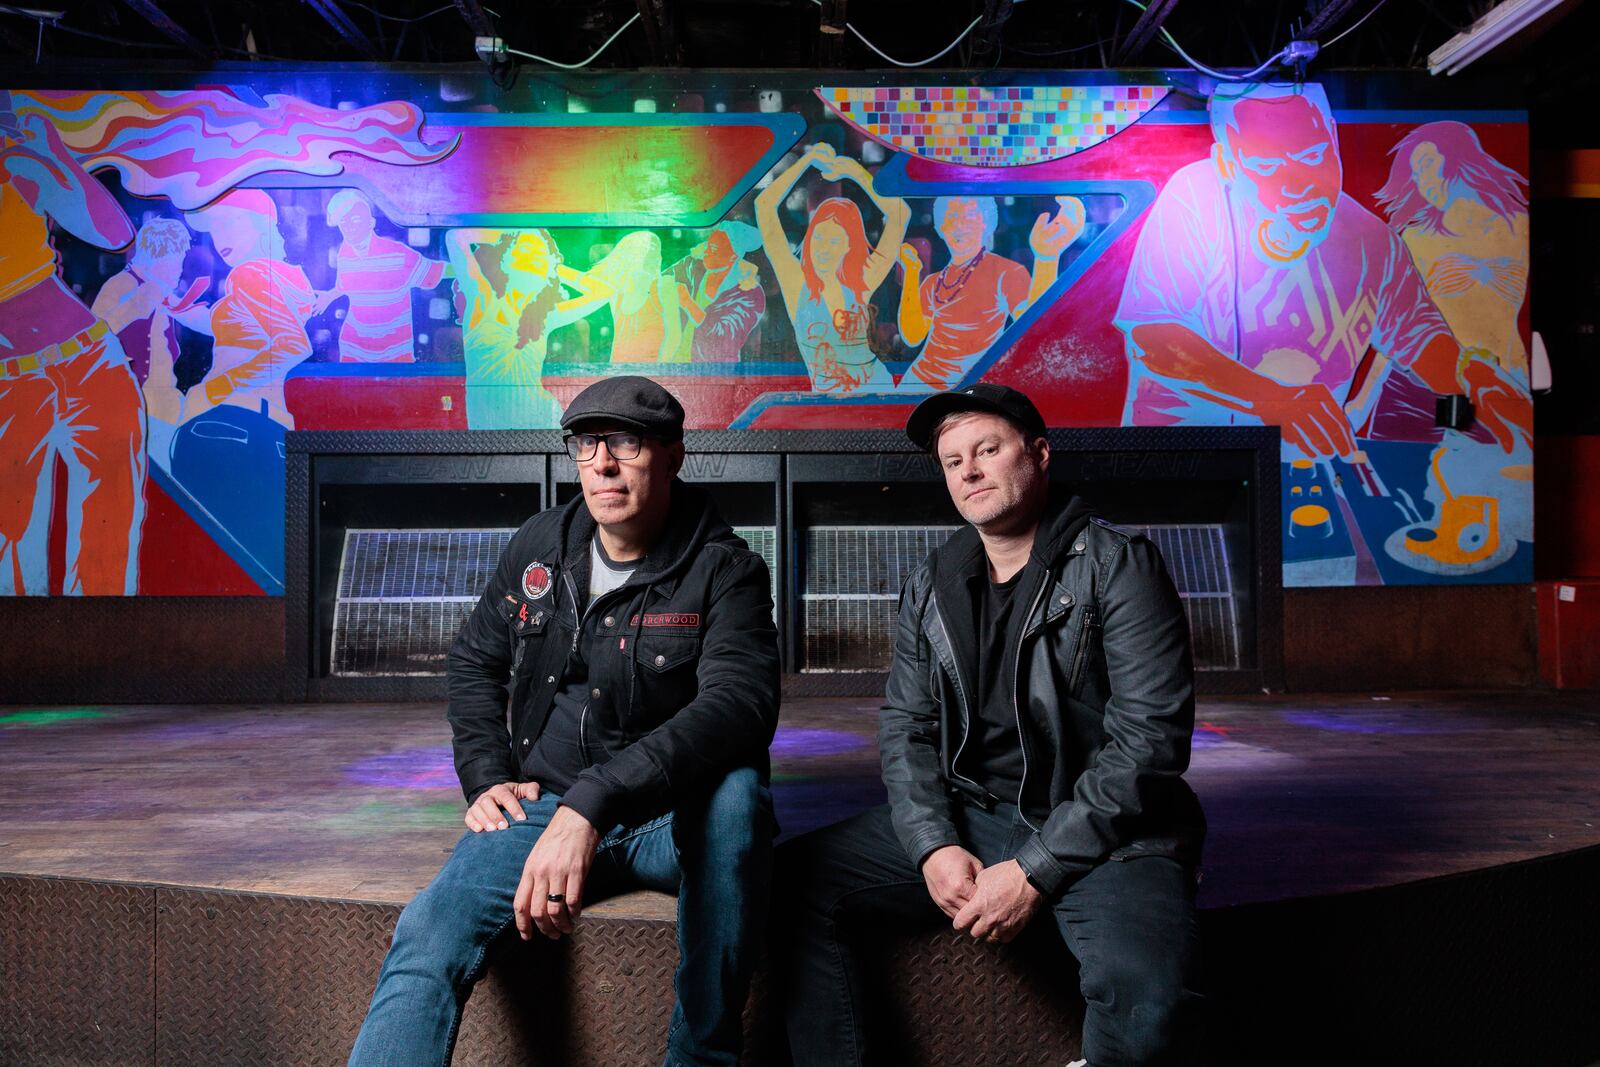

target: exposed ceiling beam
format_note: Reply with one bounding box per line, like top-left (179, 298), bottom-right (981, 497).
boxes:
top-left (301, 0), bottom-right (379, 60)
top-left (119, 0), bottom-right (215, 59)
top-left (975, 0), bottom-right (1014, 58)
top-left (1301, 0), bottom-right (1362, 39)
top-left (816, 0), bottom-right (846, 66)
top-left (634, 0), bottom-right (682, 65)
top-left (452, 0), bottom-right (495, 40)
top-left (1114, 0), bottom-right (1178, 62)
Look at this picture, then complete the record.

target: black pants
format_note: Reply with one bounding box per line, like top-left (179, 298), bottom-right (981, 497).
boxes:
top-left (773, 802), bottom-right (1202, 1067)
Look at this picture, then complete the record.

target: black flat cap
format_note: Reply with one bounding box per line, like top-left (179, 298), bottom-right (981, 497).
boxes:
top-left (905, 382), bottom-right (1047, 451)
top-left (561, 375), bottom-right (685, 438)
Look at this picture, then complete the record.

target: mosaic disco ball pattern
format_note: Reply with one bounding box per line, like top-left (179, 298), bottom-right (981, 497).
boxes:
top-left (819, 84), bottom-right (1168, 167)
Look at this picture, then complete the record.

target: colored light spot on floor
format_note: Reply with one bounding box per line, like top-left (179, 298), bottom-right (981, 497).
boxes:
top-left (0, 708), bottom-right (111, 727)
top-left (1282, 711), bottom-right (1454, 735)
top-left (344, 746), bottom-right (458, 789)
top-left (771, 727), bottom-right (871, 758)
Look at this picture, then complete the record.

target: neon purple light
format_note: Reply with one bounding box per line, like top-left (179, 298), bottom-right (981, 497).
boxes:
top-left (770, 727), bottom-right (871, 758)
top-left (344, 746), bottom-right (458, 789)
top-left (1282, 711), bottom-right (1455, 735)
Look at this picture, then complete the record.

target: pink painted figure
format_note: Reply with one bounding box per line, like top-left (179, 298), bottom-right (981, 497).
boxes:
top-left (1, 90), bottom-right (144, 595)
top-left (325, 189), bottom-right (448, 363)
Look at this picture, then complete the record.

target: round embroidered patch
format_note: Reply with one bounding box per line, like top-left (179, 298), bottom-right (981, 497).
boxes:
top-left (521, 561), bottom-right (553, 600)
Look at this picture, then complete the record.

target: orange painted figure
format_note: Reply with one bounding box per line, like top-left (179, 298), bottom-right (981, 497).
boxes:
top-left (1, 90), bottom-right (143, 596)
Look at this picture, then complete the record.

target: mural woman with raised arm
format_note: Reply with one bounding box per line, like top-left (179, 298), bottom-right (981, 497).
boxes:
top-left (755, 142), bottom-right (909, 395)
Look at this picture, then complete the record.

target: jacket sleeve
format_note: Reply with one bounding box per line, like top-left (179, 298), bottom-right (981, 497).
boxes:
top-left (878, 572), bottom-right (962, 867)
top-left (445, 532), bottom-right (522, 805)
top-left (1013, 536), bottom-right (1196, 897)
top-left (560, 550), bottom-right (780, 829)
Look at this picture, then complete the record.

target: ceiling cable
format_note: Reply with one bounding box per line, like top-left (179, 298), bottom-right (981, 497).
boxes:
top-left (503, 12), bottom-right (640, 69)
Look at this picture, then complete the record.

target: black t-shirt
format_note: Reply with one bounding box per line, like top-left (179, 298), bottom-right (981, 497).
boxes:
top-left (968, 570), bottom-right (1026, 802)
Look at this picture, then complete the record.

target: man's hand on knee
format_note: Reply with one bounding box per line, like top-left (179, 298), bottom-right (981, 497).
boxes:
top-left (514, 805), bottom-right (600, 941)
top-left (920, 844), bottom-right (982, 920)
top-left (464, 781), bottom-right (541, 832)
top-left (952, 859), bottom-right (1043, 944)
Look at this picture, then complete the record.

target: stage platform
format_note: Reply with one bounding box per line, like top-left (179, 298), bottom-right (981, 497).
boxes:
top-left (3, 692), bottom-right (1599, 1066)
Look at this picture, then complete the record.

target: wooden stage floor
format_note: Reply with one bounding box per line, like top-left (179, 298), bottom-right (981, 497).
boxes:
top-left (3, 690), bottom-right (1598, 911)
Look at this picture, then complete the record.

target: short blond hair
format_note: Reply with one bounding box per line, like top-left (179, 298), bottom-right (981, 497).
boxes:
top-left (134, 217), bottom-right (190, 261)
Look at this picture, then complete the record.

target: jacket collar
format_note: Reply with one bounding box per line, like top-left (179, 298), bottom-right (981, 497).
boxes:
top-left (926, 486), bottom-right (1096, 691)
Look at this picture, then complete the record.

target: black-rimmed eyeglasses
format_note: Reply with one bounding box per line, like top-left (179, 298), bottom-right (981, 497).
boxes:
top-left (564, 431), bottom-right (643, 462)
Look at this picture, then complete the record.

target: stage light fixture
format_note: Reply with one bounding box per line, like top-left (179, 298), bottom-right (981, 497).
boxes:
top-left (1428, 0), bottom-right (1567, 75)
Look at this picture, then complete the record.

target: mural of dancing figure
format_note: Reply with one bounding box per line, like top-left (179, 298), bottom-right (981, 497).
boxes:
top-left (896, 194), bottom-right (1086, 392)
top-left (445, 228), bottom-right (613, 428)
top-left (325, 189), bottom-right (448, 363)
top-left (1376, 121), bottom-right (1530, 379)
top-left (588, 231), bottom-right (680, 362)
top-left (1, 90), bottom-right (144, 596)
top-left (756, 142), bottom-right (909, 394)
top-left (669, 221), bottom-right (767, 363)
top-left (172, 189), bottom-right (322, 590)
top-left (1114, 81), bottom-right (1530, 461)
top-left (90, 217), bottom-right (211, 464)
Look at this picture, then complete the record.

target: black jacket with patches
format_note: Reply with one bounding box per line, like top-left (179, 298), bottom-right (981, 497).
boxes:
top-left (879, 489), bottom-right (1205, 898)
top-left (446, 481), bottom-right (780, 831)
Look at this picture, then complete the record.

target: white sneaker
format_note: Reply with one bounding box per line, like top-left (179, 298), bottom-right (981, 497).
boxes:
top-left (1066, 1061), bottom-right (1087, 1067)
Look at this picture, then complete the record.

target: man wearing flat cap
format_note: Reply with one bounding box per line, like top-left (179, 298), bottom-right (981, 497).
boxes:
top-left (775, 383), bottom-right (1205, 1067)
top-left (352, 375), bottom-right (781, 1067)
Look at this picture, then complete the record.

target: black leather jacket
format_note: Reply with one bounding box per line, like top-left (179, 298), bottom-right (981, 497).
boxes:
top-left (879, 491), bottom-right (1205, 898)
top-left (446, 481), bottom-right (781, 831)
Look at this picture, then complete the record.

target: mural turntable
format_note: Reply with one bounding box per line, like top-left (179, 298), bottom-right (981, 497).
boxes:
top-left (2, 692), bottom-right (1597, 1066)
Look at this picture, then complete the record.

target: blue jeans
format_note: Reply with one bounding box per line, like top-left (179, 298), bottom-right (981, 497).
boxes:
top-left (350, 768), bottom-right (772, 1067)
top-left (774, 802), bottom-right (1202, 1067)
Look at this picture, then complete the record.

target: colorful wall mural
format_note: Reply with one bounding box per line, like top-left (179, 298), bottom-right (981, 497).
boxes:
top-left (0, 73), bottom-right (1531, 595)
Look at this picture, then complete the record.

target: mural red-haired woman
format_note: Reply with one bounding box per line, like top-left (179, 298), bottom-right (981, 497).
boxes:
top-left (756, 142), bottom-right (909, 394)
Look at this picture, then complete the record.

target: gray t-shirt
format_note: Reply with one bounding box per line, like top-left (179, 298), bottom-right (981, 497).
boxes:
top-left (590, 535), bottom-right (637, 600)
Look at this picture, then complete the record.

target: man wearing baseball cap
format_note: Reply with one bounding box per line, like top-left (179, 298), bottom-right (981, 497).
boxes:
top-left (776, 383), bottom-right (1205, 1067)
top-left (352, 375), bottom-right (781, 1067)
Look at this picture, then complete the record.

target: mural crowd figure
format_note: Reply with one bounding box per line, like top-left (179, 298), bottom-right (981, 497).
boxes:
top-left (0, 89), bottom-right (145, 596)
top-left (1115, 81), bottom-right (1530, 461)
top-left (669, 220), bottom-right (767, 362)
top-left (89, 217), bottom-right (211, 464)
top-left (757, 142), bottom-right (910, 395)
top-left (588, 231), bottom-right (681, 362)
top-left (325, 189), bottom-right (449, 363)
top-left (173, 189), bottom-right (325, 589)
top-left (446, 227), bottom-right (614, 429)
top-left (897, 194), bottom-right (1087, 392)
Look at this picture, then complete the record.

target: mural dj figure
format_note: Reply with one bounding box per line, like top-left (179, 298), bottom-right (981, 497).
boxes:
top-left (588, 231), bottom-right (680, 363)
top-left (756, 142), bottom-right (910, 394)
top-left (325, 189), bottom-right (448, 363)
top-left (896, 194), bottom-right (1087, 392)
top-left (669, 220), bottom-right (767, 363)
top-left (1377, 121), bottom-right (1530, 380)
top-left (446, 227), bottom-right (613, 429)
top-left (1114, 81), bottom-right (1531, 462)
top-left (1, 89), bottom-right (144, 596)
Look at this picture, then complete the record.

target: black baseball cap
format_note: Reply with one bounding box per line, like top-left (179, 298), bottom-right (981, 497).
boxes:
top-left (905, 382), bottom-right (1047, 452)
top-left (560, 375), bottom-right (686, 439)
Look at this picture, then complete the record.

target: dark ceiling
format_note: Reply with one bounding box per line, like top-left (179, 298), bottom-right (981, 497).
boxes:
top-left (0, 0), bottom-right (1593, 113)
